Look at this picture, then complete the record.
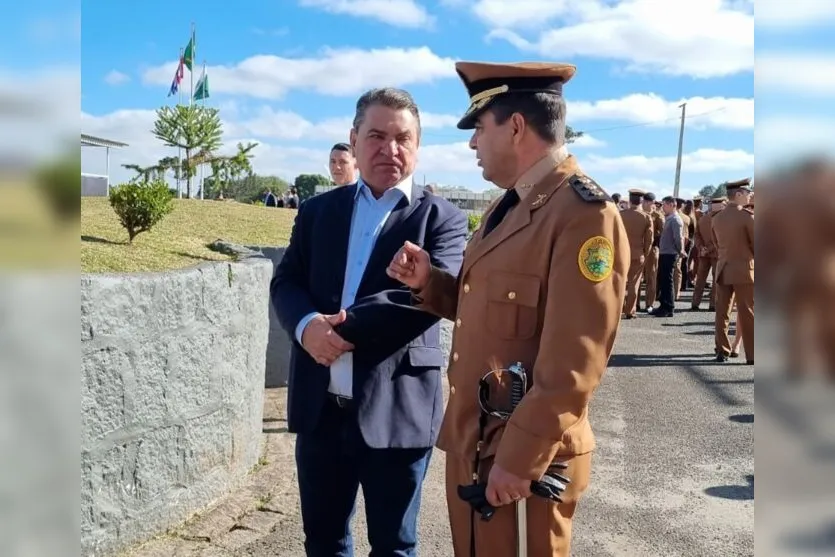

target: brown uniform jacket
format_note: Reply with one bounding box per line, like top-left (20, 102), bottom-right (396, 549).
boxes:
top-left (414, 154), bottom-right (629, 481)
top-left (711, 203), bottom-right (754, 284)
top-left (650, 211), bottom-right (664, 248)
top-left (693, 210), bottom-right (718, 258)
top-left (679, 211), bottom-right (691, 245)
top-left (620, 207), bottom-right (653, 261)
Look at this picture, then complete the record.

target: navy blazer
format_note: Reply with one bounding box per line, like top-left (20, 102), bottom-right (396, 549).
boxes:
top-left (271, 182), bottom-right (468, 449)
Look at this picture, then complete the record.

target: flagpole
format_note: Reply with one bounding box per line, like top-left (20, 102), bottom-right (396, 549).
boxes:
top-left (177, 46), bottom-right (184, 199)
top-left (190, 22), bottom-right (195, 107)
top-left (199, 58), bottom-right (206, 200)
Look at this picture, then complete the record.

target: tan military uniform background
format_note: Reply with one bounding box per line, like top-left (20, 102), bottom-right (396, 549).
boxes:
top-left (644, 210), bottom-right (664, 308)
top-left (691, 208), bottom-right (719, 309)
top-left (620, 206), bottom-right (652, 317)
top-left (712, 204), bottom-right (754, 358)
top-left (414, 154), bottom-right (629, 557)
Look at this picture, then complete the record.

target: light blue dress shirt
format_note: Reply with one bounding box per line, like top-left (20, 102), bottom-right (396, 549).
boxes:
top-left (294, 176), bottom-right (414, 397)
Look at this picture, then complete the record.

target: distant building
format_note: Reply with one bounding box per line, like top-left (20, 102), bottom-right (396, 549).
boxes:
top-left (81, 133), bottom-right (128, 196)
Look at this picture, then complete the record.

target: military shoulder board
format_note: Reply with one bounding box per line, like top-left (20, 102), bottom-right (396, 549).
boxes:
top-left (569, 174), bottom-right (612, 203)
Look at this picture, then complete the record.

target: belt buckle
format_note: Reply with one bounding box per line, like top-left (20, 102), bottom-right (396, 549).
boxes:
top-left (333, 394), bottom-right (352, 408)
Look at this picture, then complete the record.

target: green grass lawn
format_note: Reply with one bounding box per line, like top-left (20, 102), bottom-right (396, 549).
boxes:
top-left (81, 197), bottom-right (296, 273)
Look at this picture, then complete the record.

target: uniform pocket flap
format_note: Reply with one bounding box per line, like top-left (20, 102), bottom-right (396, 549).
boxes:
top-left (486, 272), bottom-right (540, 308)
top-left (408, 345), bottom-right (445, 367)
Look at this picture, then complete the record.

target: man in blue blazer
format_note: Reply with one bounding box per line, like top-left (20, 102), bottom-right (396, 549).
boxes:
top-left (272, 87), bottom-right (468, 557)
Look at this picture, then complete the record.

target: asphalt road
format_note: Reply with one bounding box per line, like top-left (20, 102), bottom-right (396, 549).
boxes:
top-left (240, 291), bottom-right (754, 556)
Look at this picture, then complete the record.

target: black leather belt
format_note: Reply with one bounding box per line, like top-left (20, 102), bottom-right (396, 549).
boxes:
top-left (327, 393), bottom-right (355, 410)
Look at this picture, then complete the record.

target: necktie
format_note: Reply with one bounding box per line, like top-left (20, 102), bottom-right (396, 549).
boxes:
top-left (481, 188), bottom-right (519, 238)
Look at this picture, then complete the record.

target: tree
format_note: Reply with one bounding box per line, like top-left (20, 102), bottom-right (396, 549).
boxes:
top-left (713, 183), bottom-right (728, 199)
top-left (152, 104), bottom-right (223, 198)
top-left (294, 173), bottom-right (331, 201)
top-left (122, 163), bottom-right (163, 183)
top-left (566, 125), bottom-right (583, 144)
top-left (698, 185), bottom-right (715, 198)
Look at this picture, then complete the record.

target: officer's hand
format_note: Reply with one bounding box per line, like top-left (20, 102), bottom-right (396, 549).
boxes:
top-left (387, 241), bottom-right (431, 291)
top-left (485, 464), bottom-right (532, 507)
top-left (301, 310), bottom-right (355, 366)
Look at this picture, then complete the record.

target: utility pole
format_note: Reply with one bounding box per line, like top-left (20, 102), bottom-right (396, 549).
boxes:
top-left (673, 102), bottom-right (687, 199)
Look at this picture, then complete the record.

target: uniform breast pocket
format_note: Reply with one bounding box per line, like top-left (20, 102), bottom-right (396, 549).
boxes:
top-left (485, 272), bottom-right (541, 340)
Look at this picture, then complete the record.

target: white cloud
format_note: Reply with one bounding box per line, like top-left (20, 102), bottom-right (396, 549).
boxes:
top-left (104, 70), bottom-right (130, 86)
top-left (756, 116), bottom-right (835, 167)
top-left (234, 108), bottom-right (460, 143)
top-left (142, 47), bottom-right (458, 100)
top-left (80, 106), bottom-right (467, 183)
top-left (755, 0), bottom-right (835, 29)
top-left (584, 148), bottom-right (754, 175)
top-left (81, 104), bottom-right (751, 191)
top-left (472, 0), bottom-right (573, 29)
top-left (756, 53), bottom-right (835, 96)
top-left (571, 134), bottom-right (606, 148)
top-left (569, 94), bottom-right (753, 130)
top-left (299, 0), bottom-right (434, 28)
top-left (480, 0), bottom-right (753, 78)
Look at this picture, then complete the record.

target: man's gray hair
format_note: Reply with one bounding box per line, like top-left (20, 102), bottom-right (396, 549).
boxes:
top-left (488, 92), bottom-right (567, 146)
top-left (353, 87), bottom-right (422, 131)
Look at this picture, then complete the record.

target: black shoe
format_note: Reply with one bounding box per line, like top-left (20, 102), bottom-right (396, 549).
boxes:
top-left (690, 306), bottom-right (700, 311)
top-left (716, 353), bottom-right (729, 363)
top-left (746, 360), bottom-right (754, 365)
top-left (653, 310), bottom-right (674, 317)
top-left (730, 351), bottom-right (739, 358)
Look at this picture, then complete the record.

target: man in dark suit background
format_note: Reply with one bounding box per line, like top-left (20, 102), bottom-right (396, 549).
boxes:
top-left (272, 87), bottom-right (468, 557)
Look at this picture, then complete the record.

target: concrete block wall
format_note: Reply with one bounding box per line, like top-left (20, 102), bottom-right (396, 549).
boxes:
top-left (80, 257), bottom-right (272, 556)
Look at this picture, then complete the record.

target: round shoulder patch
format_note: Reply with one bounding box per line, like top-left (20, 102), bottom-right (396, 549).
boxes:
top-left (578, 236), bottom-right (615, 282)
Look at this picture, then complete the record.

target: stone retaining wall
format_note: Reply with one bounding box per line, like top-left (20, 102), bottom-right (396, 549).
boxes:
top-left (81, 256), bottom-right (272, 556)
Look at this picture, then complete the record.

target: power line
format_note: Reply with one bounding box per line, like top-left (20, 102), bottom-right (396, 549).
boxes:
top-left (418, 105), bottom-right (730, 139)
top-left (578, 106), bottom-right (728, 134)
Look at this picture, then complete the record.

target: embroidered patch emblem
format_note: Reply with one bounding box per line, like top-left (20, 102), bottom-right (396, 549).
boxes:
top-left (578, 236), bottom-right (615, 282)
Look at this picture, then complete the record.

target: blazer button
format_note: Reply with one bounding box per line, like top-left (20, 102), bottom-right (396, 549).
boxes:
top-left (455, 318), bottom-right (462, 328)
top-left (507, 291), bottom-right (517, 300)
top-left (453, 352), bottom-right (459, 361)
top-left (450, 385), bottom-right (456, 395)
top-left (331, 295), bottom-right (339, 303)
top-left (463, 284), bottom-right (470, 293)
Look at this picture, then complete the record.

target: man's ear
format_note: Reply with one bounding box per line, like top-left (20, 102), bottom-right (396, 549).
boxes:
top-left (349, 128), bottom-right (358, 151)
top-left (510, 113), bottom-right (526, 144)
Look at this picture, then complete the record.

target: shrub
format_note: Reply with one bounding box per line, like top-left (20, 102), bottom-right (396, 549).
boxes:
top-left (108, 180), bottom-right (174, 243)
top-left (467, 213), bottom-right (482, 233)
top-left (35, 153), bottom-right (80, 222)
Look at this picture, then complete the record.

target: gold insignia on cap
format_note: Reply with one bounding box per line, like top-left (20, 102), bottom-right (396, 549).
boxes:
top-left (578, 236), bottom-right (615, 282)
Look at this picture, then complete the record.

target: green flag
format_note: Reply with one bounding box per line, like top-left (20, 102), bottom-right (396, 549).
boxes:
top-left (183, 37), bottom-right (194, 71)
top-left (194, 72), bottom-right (209, 101)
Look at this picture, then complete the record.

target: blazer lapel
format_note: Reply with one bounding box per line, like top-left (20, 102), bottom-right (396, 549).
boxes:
top-left (359, 185), bottom-right (425, 293)
top-left (461, 159), bottom-right (578, 277)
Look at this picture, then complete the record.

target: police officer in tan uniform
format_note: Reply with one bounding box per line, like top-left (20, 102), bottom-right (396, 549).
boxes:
top-left (690, 196), bottom-right (726, 311)
top-left (621, 188), bottom-right (653, 318)
top-left (642, 192), bottom-right (664, 311)
top-left (387, 60), bottom-right (629, 557)
top-left (712, 179), bottom-right (754, 363)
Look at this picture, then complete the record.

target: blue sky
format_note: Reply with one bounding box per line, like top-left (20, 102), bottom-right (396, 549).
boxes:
top-left (79, 0), bottom-right (758, 197)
